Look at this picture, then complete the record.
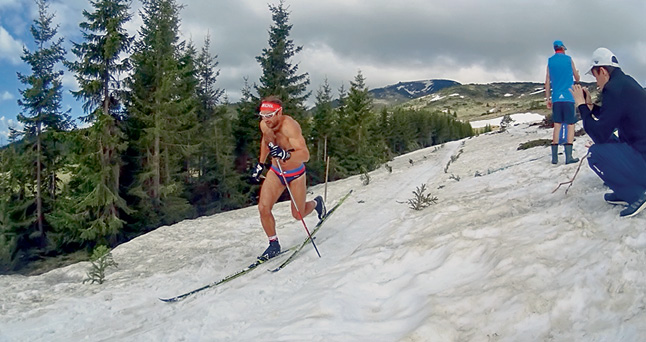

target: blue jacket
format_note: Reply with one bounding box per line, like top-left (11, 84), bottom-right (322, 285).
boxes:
top-left (579, 68), bottom-right (646, 157)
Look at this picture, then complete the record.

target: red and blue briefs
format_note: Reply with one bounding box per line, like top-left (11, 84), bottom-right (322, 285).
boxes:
top-left (270, 163), bottom-right (305, 185)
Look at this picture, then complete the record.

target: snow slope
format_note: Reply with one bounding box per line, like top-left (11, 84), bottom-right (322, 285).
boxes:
top-left (1, 117), bottom-right (645, 342)
top-left (470, 113), bottom-right (544, 129)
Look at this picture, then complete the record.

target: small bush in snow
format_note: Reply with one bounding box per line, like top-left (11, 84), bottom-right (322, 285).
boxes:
top-left (83, 245), bottom-right (118, 285)
top-left (500, 114), bottom-right (513, 132)
top-left (407, 184), bottom-right (438, 211)
top-left (444, 148), bottom-right (464, 173)
top-left (360, 167), bottom-right (370, 185)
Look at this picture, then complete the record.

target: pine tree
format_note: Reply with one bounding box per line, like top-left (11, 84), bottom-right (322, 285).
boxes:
top-left (336, 70), bottom-right (381, 173)
top-left (126, 0), bottom-right (196, 228)
top-left (189, 35), bottom-right (244, 214)
top-left (233, 78), bottom-right (261, 173)
top-left (195, 34), bottom-right (224, 120)
top-left (12, 0), bottom-right (72, 251)
top-left (194, 34), bottom-right (223, 177)
top-left (56, 0), bottom-right (133, 245)
top-left (377, 107), bottom-right (398, 158)
top-left (255, 0), bottom-right (310, 127)
top-left (176, 40), bottom-right (201, 183)
top-left (234, 1), bottom-right (311, 180)
top-left (325, 83), bottom-right (347, 179)
top-left (0, 144), bottom-right (38, 271)
top-left (67, 0), bottom-right (133, 122)
top-left (311, 78), bottom-right (335, 162)
top-left (307, 78), bottom-right (337, 183)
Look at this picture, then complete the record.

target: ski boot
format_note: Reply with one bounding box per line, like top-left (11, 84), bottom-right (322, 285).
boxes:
top-left (314, 196), bottom-right (326, 220)
top-left (259, 240), bottom-right (281, 261)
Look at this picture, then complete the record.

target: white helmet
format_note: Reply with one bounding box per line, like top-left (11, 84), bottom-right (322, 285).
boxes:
top-left (586, 47), bottom-right (620, 74)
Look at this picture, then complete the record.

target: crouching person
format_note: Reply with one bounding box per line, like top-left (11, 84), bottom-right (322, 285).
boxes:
top-left (572, 47), bottom-right (646, 217)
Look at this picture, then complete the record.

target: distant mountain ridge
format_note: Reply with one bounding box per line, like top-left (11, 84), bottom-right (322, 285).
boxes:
top-left (368, 79), bottom-right (550, 121)
top-left (328, 79), bottom-right (598, 123)
top-left (370, 79), bottom-right (461, 103)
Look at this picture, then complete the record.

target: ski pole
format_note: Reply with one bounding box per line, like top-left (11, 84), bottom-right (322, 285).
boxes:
top-left (271, 144), bottom-right (321, 258)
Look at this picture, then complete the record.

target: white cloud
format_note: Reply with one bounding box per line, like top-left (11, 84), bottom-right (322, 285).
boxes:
top-left (0, 115), bottom-right (21, 145)
top-left (0, 0), bottom-right (20, 9)
top-left (299, 43), bottom-right (535, 94)
top-left (60, 72), bottom-right (79, 90)
top-left (0, 90), bottom-right (15, 101)
top-left (173, 0), bottom-right (646, 103)
top-left (3, 0), bottom-right (646, 110)
top-left (49, 0), bottom-right (91, 40)
top-left (0, 26), bottom-right (24, 64)
top-left (3, 117), bottom-right (22, 130)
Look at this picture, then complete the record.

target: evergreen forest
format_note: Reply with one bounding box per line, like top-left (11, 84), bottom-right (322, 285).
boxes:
top-left (0, 0), bottom-right (474, 273)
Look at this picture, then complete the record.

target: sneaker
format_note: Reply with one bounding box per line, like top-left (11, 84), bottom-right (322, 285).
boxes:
top-left (259, 240), bottom-right (281, 260)
top-left (620, 191), bottom-right (646, 218)
top-left (314, 196), bottom-right (326, 220)
top-left (604, 192), bottom-right (629, 206)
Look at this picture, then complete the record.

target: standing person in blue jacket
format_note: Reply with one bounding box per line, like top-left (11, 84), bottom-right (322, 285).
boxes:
top-left (571, 47), bottom-right (646, 218)
top-left (545, 40), bottom-right (581, 164)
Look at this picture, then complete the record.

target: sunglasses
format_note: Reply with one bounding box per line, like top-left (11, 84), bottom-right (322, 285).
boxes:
top-left (258, 108), bottom-right (279, 119)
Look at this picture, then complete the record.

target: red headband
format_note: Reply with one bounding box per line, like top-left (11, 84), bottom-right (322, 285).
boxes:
top-left (260, 102), bottom-right (282, 112)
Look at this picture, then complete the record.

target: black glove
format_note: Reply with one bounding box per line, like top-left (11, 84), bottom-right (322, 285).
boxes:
top-left (249, 162), bottom-right (264, 184)
top-left (269, 142), bottom-right (291, 161)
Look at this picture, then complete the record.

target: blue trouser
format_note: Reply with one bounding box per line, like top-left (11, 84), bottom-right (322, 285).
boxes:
top-left (588, 143), bottom-right (646, 203)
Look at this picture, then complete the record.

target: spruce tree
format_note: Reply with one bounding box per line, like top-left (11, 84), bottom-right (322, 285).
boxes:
top-left (195, 34), bottom-right (224, 120)
top-left (234, 1), bottom-right (311, 179)
top-left (336, 70), bottom-right (381, 173)
top-left (307, 78), bottom-right (336, 183)
top-left (189, 35), bottom-right (243, 214)
top-left (311, 78), bottom-right (335, 162)
top-left (0, 144), bottom-right (38, 271)
top-left (126, 0), bottom-right (196, 228)
top-left (176, 40), bottom-right (201, 183)
top-left (255, 0), bottom-right (310, 126)
top-left (377, 107), bottom-right (398, 158)
top-left (233, 78), bottom-right (261, 173)
top-left (194, 35), bottom-right (224, 167)
top-left (57, 0), bottom-right (133, 244)
top-left (13, 0), bottom-right (71, 251)
top-left (324, 84), bottom-right (347, 179)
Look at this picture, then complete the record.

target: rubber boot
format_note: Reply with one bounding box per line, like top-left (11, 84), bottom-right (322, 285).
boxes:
top-left (551, 144), bottom-right (558, 164)
top-left (564, 143), bottom-right (579, 164)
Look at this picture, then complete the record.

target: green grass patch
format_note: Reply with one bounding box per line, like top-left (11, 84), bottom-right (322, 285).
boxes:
top-left (518, 139), bottom-right (552, 150)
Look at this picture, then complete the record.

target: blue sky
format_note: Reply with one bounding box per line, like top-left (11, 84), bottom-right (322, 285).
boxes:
top-left (2, 0), bottom-right (646, 145)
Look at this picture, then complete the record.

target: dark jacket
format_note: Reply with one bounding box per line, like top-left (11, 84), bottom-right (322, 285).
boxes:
top-left (579, 68), bottom-right (646, 157)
